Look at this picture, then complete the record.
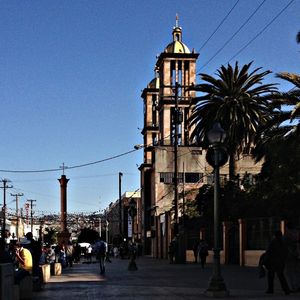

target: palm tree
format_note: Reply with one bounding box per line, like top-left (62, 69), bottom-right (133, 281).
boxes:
top-left (254, 72), bottom-right (300, 162)
top-left (297, 31), bottom-right (300, 44)
top-left (189, 61), bottom-right (276, 180)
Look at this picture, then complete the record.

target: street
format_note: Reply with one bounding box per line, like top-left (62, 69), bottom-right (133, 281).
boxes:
top-left (32, 256), bottom-right (299, 299)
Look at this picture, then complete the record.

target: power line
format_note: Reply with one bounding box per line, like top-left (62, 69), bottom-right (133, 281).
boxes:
top-left (198, 0), bottom-right (240, 52)
top-left (198, 0), bottom-right (267, 72)
top-left (227, 0), bottom-right (295, 63)
top-left (0, 134), bottom-right (172, 174)
top-left (0, 148), bottom-right (138, 174)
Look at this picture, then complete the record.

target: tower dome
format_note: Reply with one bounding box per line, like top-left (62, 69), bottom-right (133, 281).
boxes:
top-left (164, 16), bottom-right (191, 54)
top-left (147, 76), bottom-right (160, 89)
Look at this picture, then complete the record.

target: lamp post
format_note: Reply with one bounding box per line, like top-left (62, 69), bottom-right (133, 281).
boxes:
top-left (205, 122), bottom-right (229, 297)
top-left (128, 198), bottom-right (138, 271)
top-left (119, 172), bottom-right (123, 240)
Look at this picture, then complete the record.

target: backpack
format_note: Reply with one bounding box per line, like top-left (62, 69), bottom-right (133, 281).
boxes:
top-left (97, 241), bottom-right (106, 256)
top-left (199, 244), bottom-right (208, 256)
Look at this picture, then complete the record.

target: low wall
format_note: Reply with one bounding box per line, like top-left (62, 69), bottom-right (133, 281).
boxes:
top-left (0, 263), bottom-right (15, 300)
top-left (186, 250), bottom-right (225, 264)
top-left (244, 250), bottom-right (264, 267)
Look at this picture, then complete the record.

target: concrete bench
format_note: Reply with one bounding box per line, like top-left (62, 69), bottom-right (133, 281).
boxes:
top-left (40, 264), bottom-right (51, 283)
top-left (54, 262), bottom-right (62, 276)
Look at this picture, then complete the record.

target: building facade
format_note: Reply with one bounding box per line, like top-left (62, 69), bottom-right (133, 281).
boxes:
top-left (138, 20), bottom-right (262, 260)
top-left (106, 191), bottom-right (141, 246)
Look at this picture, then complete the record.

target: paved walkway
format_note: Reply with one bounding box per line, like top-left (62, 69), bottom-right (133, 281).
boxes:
top-left (32, 257), bottom-right (299, 299)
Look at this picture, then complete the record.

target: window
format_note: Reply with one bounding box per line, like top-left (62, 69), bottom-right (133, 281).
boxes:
top-left (152, 95), bottom-right (157, 125)
top-left (171, 107), bottom-right (182, 145)
top-left (171, 61), bottom-right (176, 87)
top-left (152, 133), bottom-right (158, 146)
top-left (160, 172), bottom-right (173, 184)
top-left (185, 172), bottom-right (203, 183)
top-left (160, 172), bottom-right (203, 184)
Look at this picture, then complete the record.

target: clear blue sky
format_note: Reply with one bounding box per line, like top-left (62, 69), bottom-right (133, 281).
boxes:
top-left (0, 0), bottom-right (299, 215)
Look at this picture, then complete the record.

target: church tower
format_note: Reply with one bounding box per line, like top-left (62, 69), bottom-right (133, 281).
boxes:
top-left (155, 16), bottom-right (199, 146)
top-left (140, 18), bottom-right (203, 257)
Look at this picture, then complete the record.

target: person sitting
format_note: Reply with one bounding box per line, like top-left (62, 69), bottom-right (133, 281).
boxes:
top-left (0, 238), bottom-right (13, 263)
top-left (14, 241), bottom-right (33, 284)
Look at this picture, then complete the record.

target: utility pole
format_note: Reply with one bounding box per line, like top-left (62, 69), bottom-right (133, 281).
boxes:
top-left (174, 82), bottom-right (180, 236)
top-left (1, 179), bottom-right (13, 238)
top-left (119, 172), bottom-right (123, 239)
top-left (11, 193), bottom-right (24, 240)
top-left (27, 199), bottom-right (36, 233)
top-left (174, 82), bottom-right (186, 264)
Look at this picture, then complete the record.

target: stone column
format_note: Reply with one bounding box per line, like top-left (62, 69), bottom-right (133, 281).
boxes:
top-left (58, 175), bottom-right (69, 232)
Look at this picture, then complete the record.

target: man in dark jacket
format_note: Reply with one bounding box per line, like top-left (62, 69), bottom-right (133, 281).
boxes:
top-left (265, 230), bottom-right (290, 295)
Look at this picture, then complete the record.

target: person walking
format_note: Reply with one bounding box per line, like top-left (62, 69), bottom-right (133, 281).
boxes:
top-left (265, 230), bottom-right (290, 295)
top-left (95, 238), bottom-right (107, 275)
top-left (198, 239), bottom-right (209, 268)
top-left (66, 241), bottom-right (74, 267)
top-left (192, 240), bottom-right (199, 263)
top-left (283, 222), bottom-right (300, 292)
top-left (168, 237), bottom-right (177, 264)
top-left (86, 244), bottom-right (93, 263)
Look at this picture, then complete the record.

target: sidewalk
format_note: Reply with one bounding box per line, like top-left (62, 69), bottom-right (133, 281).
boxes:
top-left (32, 257), bottom-right (299, 299)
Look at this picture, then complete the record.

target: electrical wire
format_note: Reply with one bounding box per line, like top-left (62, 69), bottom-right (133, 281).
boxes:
top-left (0, 134), bottom-right (173, 174)
top-left (0, 149), bottom-right (138, 173)
top-left (198, 0), bottom-right (267, 72)
top-left (227, 0), bottom-right (295, 63)
top-left (198, 0), bottom-right (240, 52)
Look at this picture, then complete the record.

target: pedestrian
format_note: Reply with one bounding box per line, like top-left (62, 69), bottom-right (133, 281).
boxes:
top-left (192, 240), bottom-right (199, 263)
top-left (0, 238), bottom-right (13, 263)
top-left (59, 242), bottom-right (67, 268)
top-left (283, 222), bottom-right (300, 292)
top-left (25, 232), bottom-right (42, 276)
top-left (39, 245), bottom-right (48, 265)
top-left (113, 246), bottom-right (119, 258)
top-left (265, 230), bottom-right (290, 295)
top-left (105, 245), bottom-right (112, 263)
top-left (46, 245), bottom-right (56, 275)
top-left (198, 239), bottom-right (209, 268)
top-left (73, 243), bottom-right (81, 263)
top-left (66, 241), bottom-right (74, 267)
top-left (168, 237), bottom-right (177, 264)
top-left (95, 238), bottom-right (107, 275)
top-left (86, 244), bottom-right (93, 263)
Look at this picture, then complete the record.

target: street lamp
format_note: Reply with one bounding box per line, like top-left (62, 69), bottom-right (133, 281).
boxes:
top-left (128, 198), bottom-right (138, 271)
top-left (205, 122), bottom-right (229, 297)
top-left (119, 172), bottom-right (123, 240)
